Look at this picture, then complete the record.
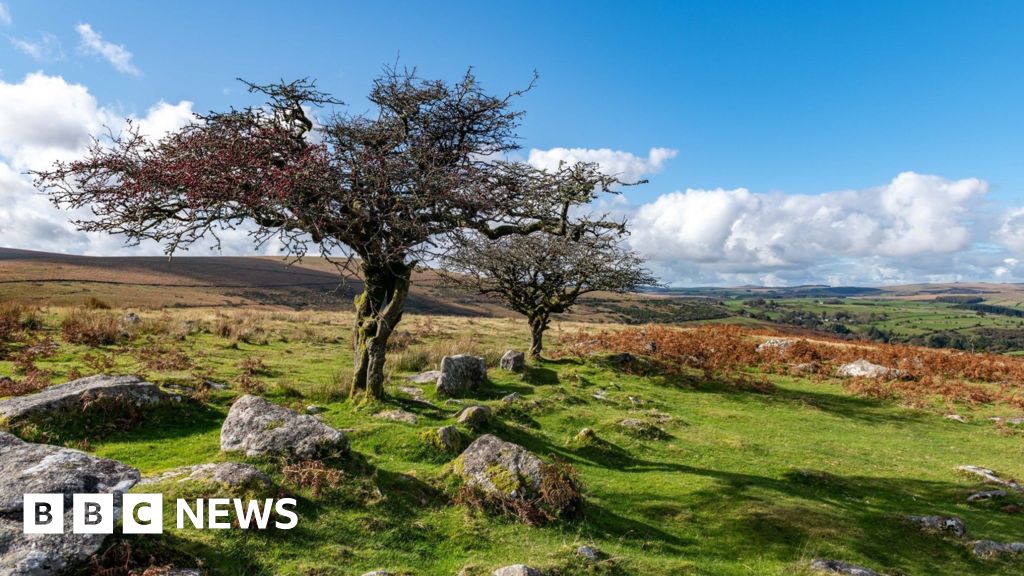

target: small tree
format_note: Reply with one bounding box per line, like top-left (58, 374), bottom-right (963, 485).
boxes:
top-left (34, 68), bottom-right (631, 400)
top-left (444, 232), bottom-right (658, 358)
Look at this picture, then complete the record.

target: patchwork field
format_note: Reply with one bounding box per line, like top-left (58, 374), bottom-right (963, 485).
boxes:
top-left (1, 301), bottom-right (1023, 576)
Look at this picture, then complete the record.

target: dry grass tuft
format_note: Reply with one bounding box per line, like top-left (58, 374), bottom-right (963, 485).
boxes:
top-left (559, 324), bottom-right (1024, 407)
top-left (282, 460), bottom-right (346, 497)
top-left (61, 309), bottom-right (124, 346)
top-left (234, 355), bottom-right (269, 394)
top-left (133, 338), bottom-right (192, 372)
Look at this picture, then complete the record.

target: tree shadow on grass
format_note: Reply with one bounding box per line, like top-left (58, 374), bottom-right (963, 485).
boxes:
top-left (474, 380), bottom-right (536, 399)
top-left (589, 461), bottom-right (1023, 575)
top-left (654, 371), bottom-right (930, 426)
top-left (480, 421), bottom-right (1022, 574)
top-left (522, 366), bottom-right (560, 386)
top-left (81, 530), bottom-right (268, 576)
top-left (9, 400), bottom-right (226, 446)
top-left (580, 502), bottom-right (695, 552)
top-left (671, 470), bottom-right (1024, 575)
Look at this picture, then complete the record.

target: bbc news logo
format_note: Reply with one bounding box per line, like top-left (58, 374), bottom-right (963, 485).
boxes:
top-left (23, 494), bottom-right (298, 534)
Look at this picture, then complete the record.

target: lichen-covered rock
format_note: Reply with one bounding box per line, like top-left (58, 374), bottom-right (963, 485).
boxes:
top-left (493, 565), bottom-right (542, 576)
top-left (500, 350), bottom-right (526, 372)
top-left (433, 425), bottom-right (463, 452)
top-left (436, 355), bottom-right (486, 397)
top-left (967, 489), bottom-right (1007, 502)
top-left (809, 558), bottom-right (881, 575)
top-left (573, 428), bottom-right (598, 444)
top-left (0, 375), bottom-right (166, 422)
top-left (972, 540), bottom-right (1024, 559)
top-left (958, 465), bottom-right (1024, 493)
top-left (407, 370), bottom-right (441, 384)
top-left (456, 405), bottom-right (492, 429)
top-left (0, 432), bottom-right (140, 576)
top-left (905, 515), bottom-right (966, 538)
top-left (139, 462), bottom-right (271, 490)
top-left (455, 434), bottom-right (543, 498)
top-left (220, 395), bottom-right (348, 461)
top-left (617, 418), bottom-right (666, 438)
top-left (397, 386), bottom-right (425, 399)
top-left (373, 409), bottom-right (419, 424)
top-left (756, 338), bottom-right (794, 354)
top-left (576, 545), bottom-right (600, 561)
top-left (836, 359), bottom-right (899, 379)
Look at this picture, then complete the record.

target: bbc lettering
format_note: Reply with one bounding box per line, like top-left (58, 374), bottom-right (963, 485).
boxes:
top-left (23, 494), bottom-right (298, 534)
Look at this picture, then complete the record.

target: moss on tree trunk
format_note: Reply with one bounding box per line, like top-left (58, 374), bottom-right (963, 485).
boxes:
top-left (529, 314), bottom-right (549, 358)
top-left (351, 262), bottom-right (412, 400)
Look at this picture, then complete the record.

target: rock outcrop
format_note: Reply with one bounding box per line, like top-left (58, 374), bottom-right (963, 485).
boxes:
top-left (373, 409), bottom-right (419, 424)
top-left (140, 462), bottom-right (271, 490)
top-left (972, 540), bottom-right (1024, 559)
top-left (220, 395), bottom-right (348, 461)
top-left (958, 465), bottom-right (1023, 493)
top-left (756, 338), bottom-right (794, 354)
top-left (455, 434), bottom-right (543, 498)
top-left (809, 558), bottom-right (880, 576)
top-left (406, 370), bottom-right (441, 384)
top-left (456, 405), bottom-right (493, 429)
top-left (500, 350), bottom-right (526, 372)
top-left (0, 432), bottom-right (140, 576)
top-left (836, 360), bottom-right (900, 379)
top-left (905, 515), bottom-right (966, 538)
top-left (436, 355), bottom-right (486, 397)
top-left (493, 565), bottom-right (542, 576)
top-left (0, 375), bottom-right (166, 422)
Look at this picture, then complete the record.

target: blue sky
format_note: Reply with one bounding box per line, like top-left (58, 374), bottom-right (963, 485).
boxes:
top-left (2, 1), bottom-right (1024, 285)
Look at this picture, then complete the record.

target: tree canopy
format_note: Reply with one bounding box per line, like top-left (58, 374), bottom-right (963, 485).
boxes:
top-left (34, 67), bottom-right (635, 399)
top-left (444, 231), bottom-right (658, 357)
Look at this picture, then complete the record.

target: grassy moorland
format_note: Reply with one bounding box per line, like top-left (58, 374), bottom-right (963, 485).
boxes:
top-left (11, 248), bottom-right (1024, 352)
top-left (1, 303), bottom-right (1023, 576)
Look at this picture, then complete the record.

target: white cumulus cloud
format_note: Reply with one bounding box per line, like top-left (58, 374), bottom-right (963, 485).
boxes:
top-left (0, 3), bottom-right (11, 26)
top-left (528, 146), bottom-right (677, 182)
top-left (76, 23), bottom-right (140, 76)
top-left (995, 208), bottom-right (1024, 255)
top-left (629, 172), bottom-right (994, 285)
top-left (0, 73), bottom-right (194, 254)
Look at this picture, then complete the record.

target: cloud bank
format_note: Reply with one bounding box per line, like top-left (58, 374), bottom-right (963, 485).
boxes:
top-left (0, 72), bottom-right (199, 255)
top-left (526, 145), bottom-right (1024, 285)
top-left (629, 172), bottom-right (997, 284)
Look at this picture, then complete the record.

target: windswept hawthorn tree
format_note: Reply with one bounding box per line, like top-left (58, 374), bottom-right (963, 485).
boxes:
top-left (34, 68), bottom-right (632, 400)
top-left (443, 231), bottom-right (658, 357)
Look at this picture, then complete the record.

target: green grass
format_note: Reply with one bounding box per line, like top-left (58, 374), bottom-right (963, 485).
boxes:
top-left (726, 297), bottom-right (1024, 344)
top-left (3, 309), bottom-right (1024, 575)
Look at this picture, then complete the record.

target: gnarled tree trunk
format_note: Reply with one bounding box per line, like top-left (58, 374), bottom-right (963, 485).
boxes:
top-left (528, 313), bottom-right (549, 359)
top-left (351, 261), bottom-right (412, 400)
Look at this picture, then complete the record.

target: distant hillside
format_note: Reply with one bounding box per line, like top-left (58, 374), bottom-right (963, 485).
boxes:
top-left (9, 248), bottom-right (1024, 348)
top-left (0, 247), bottom-right (499, 314)
top-left (0, 248), bottom-right (732, 325)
